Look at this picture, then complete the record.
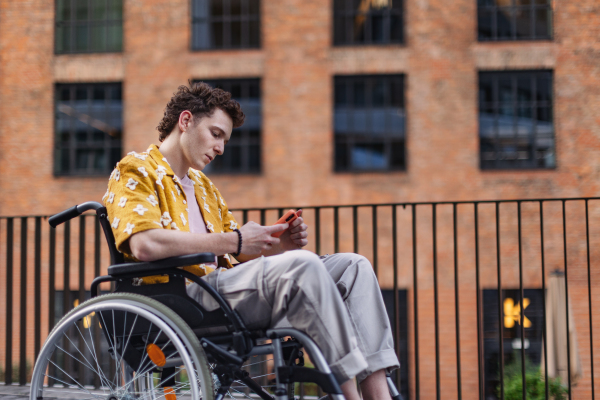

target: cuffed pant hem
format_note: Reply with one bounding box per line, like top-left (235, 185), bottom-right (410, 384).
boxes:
top-left (355, 349), bottom-right (400, 383)
top-left (329, 347), bottom-right (369, 384)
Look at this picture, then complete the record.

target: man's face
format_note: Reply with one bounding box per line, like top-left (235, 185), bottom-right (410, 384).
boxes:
top-left (181, 108), bottom-right (233, 171)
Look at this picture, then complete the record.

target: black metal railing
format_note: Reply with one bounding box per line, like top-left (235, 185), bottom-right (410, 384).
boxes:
top-left (0, 198), bottom-right (598, 400)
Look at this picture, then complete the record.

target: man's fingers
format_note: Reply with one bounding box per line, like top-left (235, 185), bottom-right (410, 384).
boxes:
top-left (266, 223), bottom-right (289, 234)
top-left (290, 223), bottom-right (307, 234)
top-left (290, 231), bottom-right (308, 240)
top-left (290, 216), bottom-right (304, 228)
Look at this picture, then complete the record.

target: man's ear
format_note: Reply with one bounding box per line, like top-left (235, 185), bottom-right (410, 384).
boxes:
top-left (178, 110), bottom-right (193, 132)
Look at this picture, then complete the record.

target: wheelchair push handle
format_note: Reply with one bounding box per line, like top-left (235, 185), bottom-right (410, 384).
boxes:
top-left (49, 201), bottom-right (104, 228)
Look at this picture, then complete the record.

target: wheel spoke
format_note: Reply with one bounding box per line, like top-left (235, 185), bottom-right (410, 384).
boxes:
top-left (45, 363), bottom-right (101, 398)
top-left (75, 319), bottom-right (114, 390)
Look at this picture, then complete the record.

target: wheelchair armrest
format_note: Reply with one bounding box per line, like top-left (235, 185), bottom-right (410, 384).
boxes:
top-left (107, 252), bottom-right (216, 277)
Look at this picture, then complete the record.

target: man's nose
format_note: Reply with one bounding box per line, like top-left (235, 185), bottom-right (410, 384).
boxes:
top-left (215, 141), bottom-right (224, 155)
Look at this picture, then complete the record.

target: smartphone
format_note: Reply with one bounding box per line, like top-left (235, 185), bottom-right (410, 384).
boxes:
top-left (272, 209), bottom-right (299, 237)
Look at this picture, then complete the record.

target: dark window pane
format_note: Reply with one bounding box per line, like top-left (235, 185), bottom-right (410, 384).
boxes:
top-left (390, 140), bottom-right (405, 168)
top-left (56, 0), bottom-right (122, 53)
top-left (231, 20), bottom-right (242, 47)
top-left (479, 76), bottom-right (494, 105)
top-left (231, 0), bottom-right (242, 16)
top-left (248, 0), bottom-right (259, 14)
top-left (92, 0), bottom-right (107, 20)
top-left (496, 8), bottom-right (514, 39)
top-left (334, 16), bottom-right (346, 45)
top-left (371, 14), bottom-right (385, 43)
top-left (390, 14), bottom-right (402, 42)
top-left (515, 8), bottom-right (532, 38)
top-left (249, 19), bottom-right (260, 47)
top-left (108, 0), bottom-right (122, 19)
top-left (211, 21), bottom-right (224, 47)
top-left (211, 0), bottom-right (224, 16)
top-left (56, 0), bottom-right (71, 21)
top-left (335, 82), bottom-right (347, 106)
top-left (536, 75), bottom-right (552, 102)
top-left (534, 7), bottom-right (551, 38)
top-left (478, 0), bottom-right (551, 41)
top-left (55, 83), bottom-right (122, 176)
top-left (479, 71), bottom-right (554, 170)
top-left (335, 75), bottom-right (405, 172)
top-left (335, 140), bottom-right (348, 170)
top-left (353, 81), bottom-right (366, 107)
top-left (249, 144), bottom-right (260, 170)
top-left (75, 0), bottom-right (89, 20)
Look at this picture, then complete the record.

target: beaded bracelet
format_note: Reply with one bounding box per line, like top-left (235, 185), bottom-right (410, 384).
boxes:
top-left (232, 228), bottom-right (242, 257)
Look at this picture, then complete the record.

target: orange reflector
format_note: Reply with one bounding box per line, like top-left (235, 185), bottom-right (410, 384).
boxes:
top-left (146, 343), bottom-right (166, 367)
top-left (164, 386), bottom-right (176, 400)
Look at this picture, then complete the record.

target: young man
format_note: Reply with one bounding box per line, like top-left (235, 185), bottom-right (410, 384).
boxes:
top-left (104, 82), bottom-right (398, 400)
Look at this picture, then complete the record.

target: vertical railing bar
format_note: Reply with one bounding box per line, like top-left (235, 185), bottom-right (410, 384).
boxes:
top-left (353, 206), bottom-right (358, 254)
top-left (260, 209), bottom-right (266, 226)
top-left (412, 204), bottom-right (420, 400)
top-left (94, 216), bottom-right (101, 389)
top-left (475, 203), bottom-right (483, 400)
top-left (315, 207), bottom-right (321, 255)
top-left (5, 218), bottom-right (14, 385)
top-left (334, 207), bottom-right (339, 254)
top-left (243, 209), bottom-right (248, 225)
top-left (278, 208), bottom-right (284, 218)
top-left (63, 219), bottom-right (71, 379)
top-left (518, 201), bottom-right (526, 400)
top-left (585, 200), bottom-right (595, 400)
top-left (392, 205), bottom-right (400, 384)
top-left (453, 204), bottom-right (462, 400)
top-left (562, 200), bottom-right (572, 400)
top-left (20, 217), bottom-right (27, 385)
top-left (432, 205), bottom-right (440, 400)
top-left (540, 201), bottom-right (549, 400)
top-left (48, 224), bottom-right (56, 386)
top-left (496, 202), bottom-right (505, 400)
top-left (372, 206), bottom-right (378, 277)
top-left (34, 217), bottom-right (42, 362)
top-left (79, 216), bottom-right (86, 307)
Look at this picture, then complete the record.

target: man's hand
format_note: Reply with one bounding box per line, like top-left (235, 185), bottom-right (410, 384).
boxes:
top-left (278, 209), bottom-right (308, 251)
top-left (238, 221), bottom-right (288, 255)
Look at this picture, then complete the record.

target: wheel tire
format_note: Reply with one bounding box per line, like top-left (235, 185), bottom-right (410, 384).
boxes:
top-left (30, 292), bottom-right (214, 400)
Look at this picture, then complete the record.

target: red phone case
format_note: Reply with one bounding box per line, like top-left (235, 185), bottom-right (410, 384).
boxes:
top-left (272, 209), bottom-right (298, 237)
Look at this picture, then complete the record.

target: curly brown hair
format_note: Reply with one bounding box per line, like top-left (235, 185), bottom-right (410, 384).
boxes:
top-left (156, 81), bottom-right (245, 141)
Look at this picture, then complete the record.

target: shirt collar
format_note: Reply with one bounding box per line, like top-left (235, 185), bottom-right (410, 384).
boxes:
top-left (147, 144), bottom-right (175, 177)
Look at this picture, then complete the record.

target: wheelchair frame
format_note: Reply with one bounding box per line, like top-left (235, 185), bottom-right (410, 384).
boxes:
top-left (32, 201), bottom-right (345, 400)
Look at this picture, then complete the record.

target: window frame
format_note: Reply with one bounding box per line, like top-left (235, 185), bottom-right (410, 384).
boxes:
top-left (333, 74), bottom-right (406, 173)
top-left (477, 0), bottom-right (553, 42)
top-left (190, 0), bottom-right (261, 51)
top-left (333, 0), bottom-right (404, 47)
top-left (195, 78), bottom-right (262, 175)
top-left (54, 82), bottom-right (123, 177)
top-left (478, 70), bottom-right (555, 171)
top-left (54, 0), bottom-right (124, 55)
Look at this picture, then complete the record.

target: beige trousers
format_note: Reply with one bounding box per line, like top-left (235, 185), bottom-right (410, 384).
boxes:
top-left (186, 250), bottom-right (399, 383)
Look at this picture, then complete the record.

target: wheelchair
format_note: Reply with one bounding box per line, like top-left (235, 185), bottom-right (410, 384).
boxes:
top-left (30, 201), bottom-right (403, 400)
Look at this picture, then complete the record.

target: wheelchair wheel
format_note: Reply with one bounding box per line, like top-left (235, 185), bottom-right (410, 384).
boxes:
top-left (30, 293), bottom-right (215, 400)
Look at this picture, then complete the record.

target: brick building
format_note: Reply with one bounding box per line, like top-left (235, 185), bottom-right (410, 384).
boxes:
top-left (0, 0), bottom-right (599, 399)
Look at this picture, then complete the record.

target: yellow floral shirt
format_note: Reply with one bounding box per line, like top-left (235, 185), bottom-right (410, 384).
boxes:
top-left (103, 144), bottom-right (239, 283)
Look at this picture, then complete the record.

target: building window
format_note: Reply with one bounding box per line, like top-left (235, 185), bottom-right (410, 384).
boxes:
top-left (191, 0), bottom-right (260, 50)
top-left (333, 0), bottom-right (403, 46)
top-left (55, 0), bottom-right (123, 54)
top-left (381, 290), bottom-right (409, 400)
top-left (478, 0), bottom-right (552, 41)
top-left (483, 289), bottom-right (544, 399)
top-left (55, 83), bottom-right (122, 176)
top-left (200, 79), bottom-right (261, 174)
top-left (479, 71), bottom-right (554, 170)
top-left (334, 75), bottom-right (405, 172)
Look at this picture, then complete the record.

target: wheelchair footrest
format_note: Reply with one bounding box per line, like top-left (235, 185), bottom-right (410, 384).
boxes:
top-left (277, 366), bottom-right (342, 395)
